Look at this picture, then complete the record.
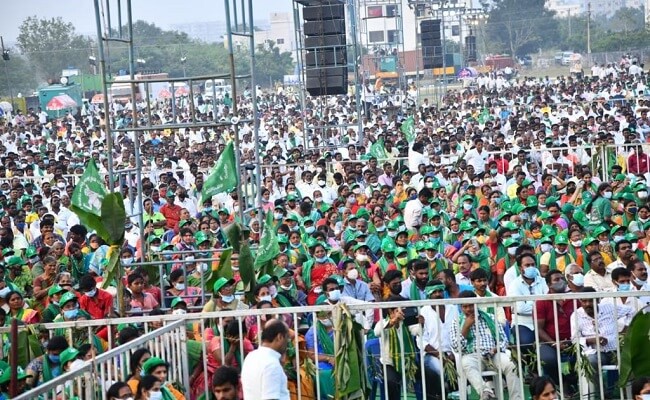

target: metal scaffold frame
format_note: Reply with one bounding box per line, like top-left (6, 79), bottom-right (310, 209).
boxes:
top-left (291, 0), bottom-right (364, 146)
top-left (358, 0), bottom-right (408, 114)
top-left (92, 0), bottom-right (261, 316)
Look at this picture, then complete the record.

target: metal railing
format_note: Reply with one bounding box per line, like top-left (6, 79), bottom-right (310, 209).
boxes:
top-left (11, 290), bottom-right (650, 400)
top-left (13, 319), bottom-right (189, 400)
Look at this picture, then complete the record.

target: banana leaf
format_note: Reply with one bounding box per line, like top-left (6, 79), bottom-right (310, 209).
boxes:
top-left (209, 249), bottom-right (234, 288)
top-left (100, 192), bottom-right (126, 245)
top-left (12, 325), bottom-right (44, 368)
top-left (101, 245), bottom-right (121, 290)
top-left (618, 310), bottom-right (650, 387)
top-left (238, 243), bottom-right (255, 300)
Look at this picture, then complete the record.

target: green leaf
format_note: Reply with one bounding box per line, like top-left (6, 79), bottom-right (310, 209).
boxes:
top-left (213, 249), bottom-right (234, 283)
top-left (619, 311), bottom-right (650, 387)
top-left (100, 192), bottom-right (127, 245)
top-left (101, 245), bottom-right (121, 290)
top-left (238, 243), bottom-right (255, 295)
top-left (224, 223), bottom-right (242, 252)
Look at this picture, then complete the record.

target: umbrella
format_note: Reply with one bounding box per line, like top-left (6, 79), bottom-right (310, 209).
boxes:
top-left (457, 67), bottom-right (478, 78)
top-left (91, 93), bottom-right (105, 104)
top-left (157, 88), bottom-right (172, 99)
top-left (174, 86), bottom-right (189, 97)
top-left (46, 94), bottom-right (77, 111)
top-left (0, 101), bottom-right (12, 112)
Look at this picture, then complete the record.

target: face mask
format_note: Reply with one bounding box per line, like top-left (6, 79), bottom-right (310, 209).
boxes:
top-left (603, 191), bottom-right (613, 199)
top-left (556, 248), bottom-right (567, 255)
top-left (376, 225), bottom-right (386, 232)
top-left (172, 309), bottom-right (187, 315)
top-left (613, 235), bottom-right (624, 243)
top-left (639, 394), bottom-right (650, 400)
top-left (490, 168), bottom-right (498, 175)
top-left (550, 281), bottom-right (567, 292)
top-left (463, 203), bottom-right (473, 211)
top-left (507, 247), bottom-right (517, 256)
top-left (639, 191), bottom-right (649, 199)
top-left (221, 295), bottom-right (234, 303)
top-left (149, 392), bottom-right (163, 400)
top-left (48, 354), bottom-right (60, 364)
top-left (397, 257), bottom-right (408, 266)
top-left (305, 226), bottom-right (316, 234)
top-left (523, 266), bottom-right (539, 280)
top-left (633, 273), bottom-right (647, 286)
top-left (451, 177), bottom-right (460, 184)
top-left (319, 318), bottom-right (333, 328)
top-left (571, 240), bottom-right (582, 247)
top-left (425, 182), bottom-right (434, 188)
top-left (274, 212), bottom-right (284, 220)
top-left (571, 273), bottom-right (585, 287)
top-left (628, 207), bottom-right (638, 214)
top-left (175, 283), bottom-right (186, 291)
top-left (85, 289), bottom-right (97, 298)
top-left (280, 283), bottom-right (293, 291)
top-left (618, 283), bottom-right (631, 292)
top-left (315, 256), bottom-right (328, 263)
top-left (327, 289), bottom-right (341, 302)
top-left (122, 257), bottom-right (134, 265)
top-left (259, 295), bottom-right (272, 303)
top-left (355, 254), bottom-right (368, 263)
top-left (600, 240), bottom-right (610, 246)
top-left (388, 231), bottom-right (397, 238)
top-left (348, 196), bottom-right (357, 204)
top-left (315, 197), bottom-right (323, 202)
top-left (347, 268), bottom-right (359, 280)
top-left (540, 243), bottom-right (553, 253)
top-left (511, 233), bottom-right (521, 240)
top-left (150, 246), bottom-right (161, 252)
top-left (63, 309), bottom-right (79, 319)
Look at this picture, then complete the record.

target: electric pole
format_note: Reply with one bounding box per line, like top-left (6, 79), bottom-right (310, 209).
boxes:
top-left (587, 3), bottom-right (591, 59)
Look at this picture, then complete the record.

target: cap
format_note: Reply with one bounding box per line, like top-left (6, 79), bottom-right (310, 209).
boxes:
top-left (274, 268), bottom-right (293, 279)
top-left (213, 277), bottom-right (236, 293)
top-left (165, 191), bottom-right (175, 198)
top-left (48, 285), bottom-right (66, 297)
top-left (6, 256), bottom-right (25, 268)
top-left (170, 297), bottom-right (187, 309)
top-left (257, 274), bottom-right (273, 285)
top-left (142, 357), bottom-right (168, 375)
top-left (60, 292), bottom-right (78, 306)
top-left (59, 347), bottom-right (80, 366)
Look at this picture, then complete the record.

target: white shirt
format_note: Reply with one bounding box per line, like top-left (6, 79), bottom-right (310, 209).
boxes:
top-left (241, 346), bottom-right (290, 400)
top-left (571, 303), bottom-right (633, 355)
top-left (464, 148), bottom-right (489, 174)
top-left (418, 303), bottom-right (458, 353)
top-left (403, 199), bottom-right (424, 230)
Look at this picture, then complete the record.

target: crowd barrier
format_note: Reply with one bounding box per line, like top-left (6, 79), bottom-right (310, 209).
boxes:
top-left (9, 290), bottom-right (650, 400)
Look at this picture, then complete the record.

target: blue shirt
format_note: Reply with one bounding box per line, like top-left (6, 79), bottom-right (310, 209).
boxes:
top-left (305, 325), bottom-right (334, 370)
top-left (444, 284), bottom-right (474, 299)
top-left (343, 279), bottom-right (375, 302)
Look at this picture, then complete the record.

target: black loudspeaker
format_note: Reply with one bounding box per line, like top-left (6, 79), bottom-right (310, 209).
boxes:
top-left (420, 19), bottom-right (443, 69)
top-left (306, 67), bottom-right (347, 96)
top-left (303, 2), bottom-right (348, 96)
top-left (465, 35), bottom-right (477, 62)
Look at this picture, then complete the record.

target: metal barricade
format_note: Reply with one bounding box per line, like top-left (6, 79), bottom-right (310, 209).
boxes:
top-left (13, 319), bottom-right (189, 400)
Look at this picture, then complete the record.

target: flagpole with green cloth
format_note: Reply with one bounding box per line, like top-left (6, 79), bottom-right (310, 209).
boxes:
top-left (400, 116), bottom-right (416, 143)
top-left (201, 140), bottom-right (240, 210)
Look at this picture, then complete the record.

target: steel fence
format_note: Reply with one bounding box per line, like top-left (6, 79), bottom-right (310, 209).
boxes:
top-left (10, 290), bottom-right (650, 400)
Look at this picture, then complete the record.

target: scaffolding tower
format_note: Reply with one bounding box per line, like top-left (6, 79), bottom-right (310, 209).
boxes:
top-left (358, 0), bottom-right (408, 115)
top-left (92, 0), bottom-right (260, 316)
top-left (291, 0), bottom-right (364, 147)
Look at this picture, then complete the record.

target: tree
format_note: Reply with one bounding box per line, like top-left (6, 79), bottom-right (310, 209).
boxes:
top-left (250, 40), bottom-right (294, 87)
top-left (608, 7), bottom-right (645, 34)
top-left (16, 16), bottom-right (95, 81)
top-left (484, 0), bottom-right (558, 57)
top-left (0, 53), bottom-right (39, 97)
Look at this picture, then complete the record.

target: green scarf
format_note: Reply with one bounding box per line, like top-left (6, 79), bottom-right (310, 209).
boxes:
top-left (161, 386), bottom-right (175, 400)
top-left (409, 280), bottom-right (424, 300)
top-left (459, 311), bottom-right (497, 354)
top-left (42, 355), bottom-right (55, 383)
top-left (316, 321), bottom-right (335, 356)
top-left (223, 339), bottom-right (243, 368)
top-left (387, 321), bottom-right (417, 383)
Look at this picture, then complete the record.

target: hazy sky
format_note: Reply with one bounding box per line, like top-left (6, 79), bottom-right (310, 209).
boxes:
top-left (2, 0), bottom-right (293, 44)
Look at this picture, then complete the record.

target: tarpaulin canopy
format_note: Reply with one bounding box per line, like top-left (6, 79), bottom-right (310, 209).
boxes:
top-left (46, 94), bottom-right (78, 111)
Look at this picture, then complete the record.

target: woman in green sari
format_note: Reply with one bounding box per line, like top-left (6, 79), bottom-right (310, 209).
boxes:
top-left (305, 312), bottom-right (335, 400)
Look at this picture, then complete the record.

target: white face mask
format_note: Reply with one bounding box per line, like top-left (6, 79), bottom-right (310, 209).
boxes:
top-left (347, 268), bottom-right (359, 280)
top-left (172, 309), bottom-right (186, 315)
top-left (355, 254), bottom-right (368, 263)
top-left (149, 391), bottom-right (163, 400)
top-left (540, 243), bottom-right (553, 253)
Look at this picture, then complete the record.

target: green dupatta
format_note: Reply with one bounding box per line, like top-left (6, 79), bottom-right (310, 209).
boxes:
top-left (316, 321), bottom-right (335, 356)
top-left (459, 310), bottom-right (497, 354)
top-left (387, 320), bottom-right (417, 384)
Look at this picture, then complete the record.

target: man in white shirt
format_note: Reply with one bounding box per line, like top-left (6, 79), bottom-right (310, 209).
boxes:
top-left (464, 138), bottom-right (489, 175)
top-left (241, 319), bottom-right (291, 400)
top-left (403, 188), bottom-right (433, 230)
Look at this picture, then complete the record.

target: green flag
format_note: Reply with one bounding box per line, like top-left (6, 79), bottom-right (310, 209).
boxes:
top-left (70, 159), bottom-right (108, 225)
top-left (201, 141), bottom-right (239, 202)
top-left (369, 138), bottom-right (388, 160)
top-left (478, 107), bottom-right (490, 125)
top-left (254, 212), bottom-right (280, 268)
top-left (400, 116), bottom-right (416, 143)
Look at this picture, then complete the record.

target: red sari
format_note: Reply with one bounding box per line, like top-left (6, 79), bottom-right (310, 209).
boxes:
top-left (307, 261), bottom-right (338, 305)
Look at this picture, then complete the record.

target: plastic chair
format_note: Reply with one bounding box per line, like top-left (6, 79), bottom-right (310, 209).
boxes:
top-left (365, 338), bottom-right (386, 400)
top-left (450, 352), bottom-right (504, 400)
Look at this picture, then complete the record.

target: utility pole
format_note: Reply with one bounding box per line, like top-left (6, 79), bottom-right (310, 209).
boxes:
top-left (568, 9), bottom-right (572, 37)
top-left (0, 36), bottom-right (14, 112)
top-left (587, 3), bottom-right (591, 60)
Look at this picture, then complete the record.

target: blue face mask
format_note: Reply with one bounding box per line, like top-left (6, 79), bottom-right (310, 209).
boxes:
top-left (63, 309), bottom-right (79, 319)
top-left (431, 237), bottom-right (441, 245)
top-left (523, 266), bottom-right (539, 280)
top-left (315, 256), bottom-right (328, 263)
top-left (48, 354), bottom-right (60, 364)
top-left (618, 283), bottom-right (631, 292)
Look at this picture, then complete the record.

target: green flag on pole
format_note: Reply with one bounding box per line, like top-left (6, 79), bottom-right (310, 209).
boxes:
top-left (201, 141), bottom-right (239, 203)
top-left (70, 159), bottom-right (108, 226)
top-left (369, 138), bottom-right (389, 160)
top-left (478, 107), bottom-right (490, 125)
top-left (400, 116), bottom-right (416, 143)
top-left (254, 211), bottom-right (280, 269)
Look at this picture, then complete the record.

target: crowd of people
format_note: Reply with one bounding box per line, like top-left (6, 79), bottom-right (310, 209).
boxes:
top-left (0, 57), bottom-right (650, 400)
